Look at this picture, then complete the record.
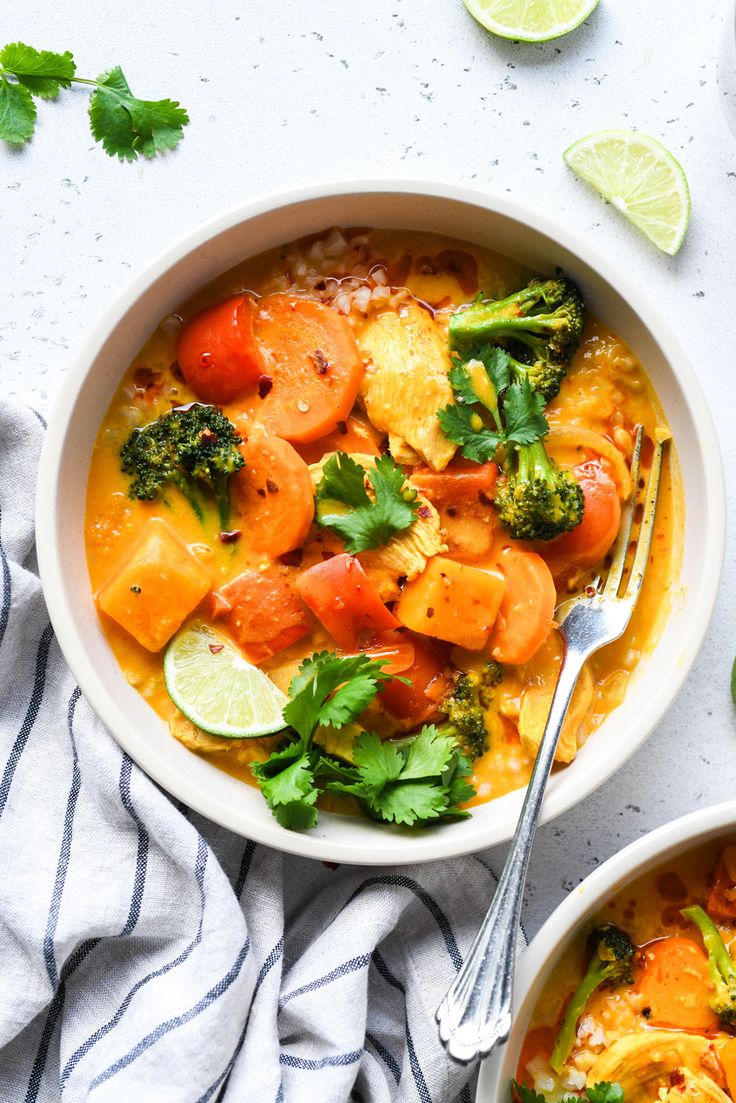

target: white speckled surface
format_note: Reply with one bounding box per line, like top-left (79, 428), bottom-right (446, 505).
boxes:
top-left (3, 1), bottom-right (736, 939)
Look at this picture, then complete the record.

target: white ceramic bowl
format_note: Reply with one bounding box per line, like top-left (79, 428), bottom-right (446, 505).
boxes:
top-left (719, 1), bottom-right (736, 140)
top-left (478, 800), bottom-right (736, 1099)
top-left (36, 180), bottom-right (725, 864)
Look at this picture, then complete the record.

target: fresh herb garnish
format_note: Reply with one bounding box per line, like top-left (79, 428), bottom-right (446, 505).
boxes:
top-left (314, 451), bottom-right (420, 553)
top-left (250, 652), bottom-right (476, 832)
top-left (437, 347), bottom-right (548, 463)
top-left (0, 42), bottom-right (188, 159)
top-left (511, 1081), bottom-right (624, 1103)
top-left (251, 651), bottom-right (394, 831)
top-left (325, 725), bottom-right (475, 826)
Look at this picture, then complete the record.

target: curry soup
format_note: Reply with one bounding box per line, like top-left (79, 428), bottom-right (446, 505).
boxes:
top-left (84, 226), bottom-right (682, 829)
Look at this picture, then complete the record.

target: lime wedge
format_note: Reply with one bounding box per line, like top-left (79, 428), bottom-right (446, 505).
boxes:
top-left (464, 0), bottom-right (599, 42)
top-left (164, 623), bottom-right (287, 738)
top-left (564, 130), bottom-right (691, 255)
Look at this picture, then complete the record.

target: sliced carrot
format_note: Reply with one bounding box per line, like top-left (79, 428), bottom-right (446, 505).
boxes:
top-left (295, 553), bottom-right (399, 650)
top-left (231, 435), bottom-right (314, 557)
top-left (354, 636), bottom-right (416, 675)
top-left (210, 569), bottom-right (309, 664)
top-left (378, 633), bottom-right (452, 728)
top-left (634, 936), bottom-right (720, 1032)
top-left (396, 556), bottom-right (505, 651)
top-left (543, 461), bottom-right (621, 577)
top-left (244, 295), bottom-right (365, 443)
top-left (177, 295), bottom-right (262, 404)
top-left (294, 413), bottom-right (385, 465)
top-left (410, 460), bottom-right (499, 502)
top-left (490, 546), bottom-right (556, 665)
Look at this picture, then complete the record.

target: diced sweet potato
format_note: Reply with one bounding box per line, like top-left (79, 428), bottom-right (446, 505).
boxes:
top-left (211, 569), bottom-right (309, 663)
top-left (396, 556), bottom-right (505, 650)
top-left (97, 520), bottom-right (211, 652)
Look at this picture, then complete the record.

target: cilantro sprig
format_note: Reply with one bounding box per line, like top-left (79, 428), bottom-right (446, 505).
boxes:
top-left (437, 346), bottom-right (548, 463)
top-left (0, 42), bottom-right (188, 159)
top-left (511, 1081), bottom-right (624, 1103)
top-left (314, 452), bottom-right (420, 553)
top-left (250, 652), bottom-right (476, 832)
top-left (325, 725), bottom-right (475, 826)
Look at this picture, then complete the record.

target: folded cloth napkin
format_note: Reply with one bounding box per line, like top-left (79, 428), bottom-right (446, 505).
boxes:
top-left (0, 401), bottom-right (521, 1103)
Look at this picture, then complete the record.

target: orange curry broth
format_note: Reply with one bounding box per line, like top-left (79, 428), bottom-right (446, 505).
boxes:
top-left (84, 228), bottom-right (683, 808)
top-left (518, 841), bottom-right (736, 1099)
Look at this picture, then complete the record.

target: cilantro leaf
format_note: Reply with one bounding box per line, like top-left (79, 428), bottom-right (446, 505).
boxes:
top-left (369, 780), bottom-right (450, 825)
top-left (436, 404), bottom-right (502, 463)
top-left (477, 344), bottom-right (512, 394)
top-left (503, 379), bottom-right (549, 446)
top-left (447, 360), bottom-right (482, 407)
top-left (510, 1080), bottom-right (547, 1103)
top-left (0, 43), bottom-right (75, 99)
top-left (315, 452), bottom-right (419, 553)
top-left (284, 651), bottom-right (392, 741)
top-left (326, 726), bottom-right (477, 827)
top-left (0, 77), bottom-right (36, 145)
top-left (585, 1084), bottom-right (624, 1103)
top-left (250, 742), bottom-right (319, 831)
top-left (400, 724), bottom-right (456, 780)
top-left (89, 66), bottom-right (188, 161)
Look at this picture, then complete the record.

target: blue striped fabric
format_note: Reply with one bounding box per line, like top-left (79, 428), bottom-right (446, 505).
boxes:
top-left (0, 402), bottom-right (522, 1102)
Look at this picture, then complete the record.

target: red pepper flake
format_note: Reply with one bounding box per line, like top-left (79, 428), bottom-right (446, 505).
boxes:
top-left (279, 548), bottom-right (304, 567)
top-left (265, 478), bottom-right (279, 494)
top-left (426, 607), bottom-right (435, 618)
top-left (208, 643), bottom-right (225, 654)
top-left (669, 1070), bottom-right (685, 1088)
top-left (258, 374), bottom-right (273, 399)
top-left (219, 529), bottom-right (242, 544)
top-left (336, 420), bottom-right (348, 435)
top-left (309, 348), bottom-right (331, 375)
top-left (418, 505), bottom-right (432, 519)
top-left (256, 488), bottom-right (267, 498)
top-left (446, 506), bottom-right (457, 517)
top-left (199, 427), bottom-right (217, 445)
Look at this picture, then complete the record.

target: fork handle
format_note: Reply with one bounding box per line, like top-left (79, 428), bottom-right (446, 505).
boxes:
top-left (436, 643), bottom-right (589, 1063)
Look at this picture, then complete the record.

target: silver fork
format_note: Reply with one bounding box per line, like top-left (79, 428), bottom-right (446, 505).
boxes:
top-left (436, 425), bottom-right (667, 1064)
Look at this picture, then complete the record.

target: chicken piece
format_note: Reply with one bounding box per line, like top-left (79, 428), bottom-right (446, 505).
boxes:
top-left (358, 301), bottom-right (457, 471)
top-left (169, 712), bottom-right (272, 767)
top-left (308, 453), bottom-right (446, 601)
top-left (519, 662), bottom-right (594, 764)
top-left (588, 1032), bottom-right (730, 1103)
top-left (388, 434), bottom-right (421, 466)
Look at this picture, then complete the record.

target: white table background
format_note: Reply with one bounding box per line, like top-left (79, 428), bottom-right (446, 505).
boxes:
top-left (3, 0), bottom-right (736, 941)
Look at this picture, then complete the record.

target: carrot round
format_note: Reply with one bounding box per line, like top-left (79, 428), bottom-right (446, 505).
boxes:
top-left (177, 295), bottom-right (262, 404)
top-left (490, 546), bottom-right (556, 665)
top-left (378, 633), bottom-right (452, 728)
top-left (634, 936), bottom-right (720, 1032)
top-left (543, 461), bottom-right (621, 575)
top-left (244, 295), bottom-right (365, 443)
top-left (232, 436), bottom-right (314, 557)
top-left (211, 569), bottom-right (309, 664)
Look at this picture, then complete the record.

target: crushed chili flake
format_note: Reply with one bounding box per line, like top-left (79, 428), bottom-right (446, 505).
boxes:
top-left (208, 644), bottom-right (224, 654)
top-left (199, 428), bottom-right (217, 445)
top-left (309, 348), bottom-right (331, 375)
top-left (279, 548), bottom-right (304, 567)
top-left (336, 420), bottom-right (348, 435)
top-left (256, 488), bottom-right (267, 498)
top-left (219, 529), bottom-right (242, 544)
top-left (130, 585), bottom-right (142, 594)
top-left (265, 478), bottom-right (279, 494)
top-left (426, 607), bottom-right (435, 618)
top-left (418, 505), bottom-right (432, 519)
top-left (258, 374), bottom-right (273, 399)
top-left (669, 1070), bottom-right (685, 1088)
top-left (446, 506), bottom-right (457, 517)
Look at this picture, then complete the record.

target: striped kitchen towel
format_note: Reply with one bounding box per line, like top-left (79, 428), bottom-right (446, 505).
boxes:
top-left (0, 400), bottom-right (520, 1103)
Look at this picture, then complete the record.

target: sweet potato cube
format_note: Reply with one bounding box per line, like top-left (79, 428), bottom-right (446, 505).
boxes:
top-left (98, 521), bottom-right (211, 652)
top-left (396, 556), bottom-right (505, 651)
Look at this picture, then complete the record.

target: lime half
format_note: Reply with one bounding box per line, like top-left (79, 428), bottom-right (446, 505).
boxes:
top-left (164, 623), bottom-right (287, 738)
top-left (464, 0), bottom-right (599, 42)
top-left (564, 130), bottom-right (691, 255)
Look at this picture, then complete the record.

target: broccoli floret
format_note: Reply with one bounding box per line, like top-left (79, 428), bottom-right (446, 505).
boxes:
top-left (438, 662), bottom-right (502, 759)
top-left (681, 905), bottom-right (736, 1027)
top-left (449, 276), bottom-right (584, 401)
top-left (549, 925), bottom-right (635, 1074)
top-left (121, 403), bottom-right (244, 530)
top-left (494, 438), bottom-right (584, 542)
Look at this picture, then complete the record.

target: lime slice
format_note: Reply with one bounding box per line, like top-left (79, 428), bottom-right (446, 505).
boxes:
top-left (464, 0), bottom-right (599, 42)
top-left (164, 623), bottom-right (287, 738)
top-left (564, 130), bottom-right (691, 255)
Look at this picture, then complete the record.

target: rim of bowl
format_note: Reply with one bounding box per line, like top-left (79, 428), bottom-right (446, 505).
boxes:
top-left (35, 178), bottom-right (726, 863)
top-left (478, 799), bottom-right (736, 1100)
